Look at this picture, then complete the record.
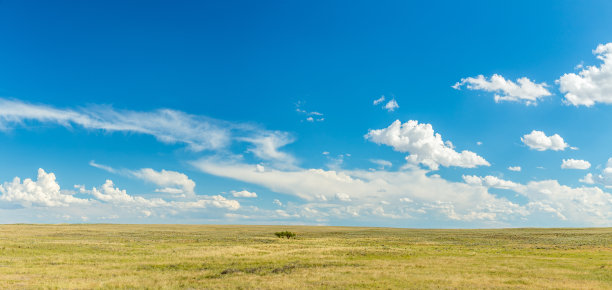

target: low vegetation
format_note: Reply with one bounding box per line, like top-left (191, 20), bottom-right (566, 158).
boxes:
top-left (0, 225), bottom-right (610, 288)
top-left (274, 231), bottom-right (296, 239)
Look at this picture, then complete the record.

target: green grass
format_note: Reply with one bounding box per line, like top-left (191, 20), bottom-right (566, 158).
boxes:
top-left (0, 225), bottom-right (611, 289)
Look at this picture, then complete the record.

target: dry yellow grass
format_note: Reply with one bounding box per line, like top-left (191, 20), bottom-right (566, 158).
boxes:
top-left (0, 224), bottom-right (610, 289)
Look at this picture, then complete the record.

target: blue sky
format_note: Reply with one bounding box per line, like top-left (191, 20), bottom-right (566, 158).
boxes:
top-left (1, 0), bottom-right (612, 227)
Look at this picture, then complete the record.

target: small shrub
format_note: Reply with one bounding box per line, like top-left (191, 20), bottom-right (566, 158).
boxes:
top-left (274, 231), bottom-right (297, 239)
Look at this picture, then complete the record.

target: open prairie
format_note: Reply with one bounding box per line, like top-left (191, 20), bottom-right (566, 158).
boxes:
top-left (0, 225), bottom-right (611, 289)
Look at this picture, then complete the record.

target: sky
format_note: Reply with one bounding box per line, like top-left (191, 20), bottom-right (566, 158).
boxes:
top-left (1, 0), bottom-right (612, 227)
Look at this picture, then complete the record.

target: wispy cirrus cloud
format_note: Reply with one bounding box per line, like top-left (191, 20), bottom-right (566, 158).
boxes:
top-left (0, 98), bottom-right (296, 166)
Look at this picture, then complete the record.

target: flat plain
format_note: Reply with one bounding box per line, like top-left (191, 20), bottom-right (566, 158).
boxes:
top-left (0, 224), bottom-right (610, 289)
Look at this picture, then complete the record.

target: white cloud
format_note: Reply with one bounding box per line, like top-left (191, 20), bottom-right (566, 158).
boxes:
top-left (370, 159), bottom-right (392, 169)
top-left (88, 162), bottom-right (196, 196)
top-left (520, 180), bottom-right (612, 225)
top-left (372, 96), bottom-right (399, 112)
top-left (0, 99), bottom-right (295, 164)
top-left (91, 180), bottom-right (158, 205)
top-left (0, 169), bottom-right (241, 223)
top-left (191, 159), bottom-right (524, 223)
top-left (453, 74), bottom-right (551, 105)
top-left (89, 160), bottom-right (117, 173)
top-left (132, 168), bottom-right (196, 195)
top-left (373, 96), bottom-right (386, 105)
top-left (561, 159), bottom-right (591, 170)
top-left (463, 174), bottom-right (612, 225)
top-left (325, 154), bottom-right (347, 170)
top-left (273, 199), bottom-right (282, 206)
top-left (463, 175), bottom-right (522, 190)
top-left (399, 197), bottom-right (413, 203)
top-left (241, 132), bottom-right (296, 167)
top-left (508, 166), bottom-right (521, 172)
top-left (195, 163), bottom-right (612, 226)
top-left (580, 158), bottom-right (612, 187)
top-left (0, 169), bottom-right (89, 207)
top-left (558, 43), bottom-right (612, 106)
top-left (365, 120), bottom-right (489, 170)
top-left (580, 173), bottom-right (595, 184)
top-left (335, 192), bottom-right (351, 202)
top-left (88, 180), bottom-right (240, 211)
top-left (384, 99), bottom-right (399, 112)
top-left (521, 130), bottom-right (569, 151)
top-left (295, 102), bottom-right (324, 122)
top-left (231, 190), bottom-right (257, 198)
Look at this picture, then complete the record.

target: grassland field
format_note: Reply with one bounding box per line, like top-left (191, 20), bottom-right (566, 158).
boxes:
top-left (0, 224), bottom-right (611, 289)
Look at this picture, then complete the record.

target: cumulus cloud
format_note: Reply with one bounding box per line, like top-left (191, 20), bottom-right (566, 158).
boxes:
top-left (561, 159), bottom-right (591, 170)
top-left (365, 120), bottom-right (489, 170)
top-left (0, 169), bottom-right (89, 207)
top-left (296, 102), bottom-right (324, 122)
top-left (384, 99), bottom-right (399, 112)
top-left (579, 158), bottom-right (612, 187)
top-left (453, 74), bottom-right (551, 105)
top-left (89, 180), bottom-right (239, 211)
top-left (580, 173), bottom-right (595, 184)
top-left (91, 180), bottom-right (161, 205)
top-left (508, 166), bottom-right (521, 172)
top-left (521, 130), bottom-right (569, 151)
top-left (463, 175), bottom-right (522, 190)
top-left (132, 168), bottom-right (196, 195)
top-left (0, 99), bottom-right (295, 165)
top-left (335, 192), bottom-right (352, 202)
top-left (372, 96), bottom-right (399, 112)
top-left (89, 162), bottom-right (197, 196)
top-left (399, 197), bottom-right (413, 203)
top-left (520, 180), bottom-right (612, 224)
top-left (558, 43), bottom-right (612, 106)
top-left (464, 174), bottom-right (612, 225)
top-left (231, 190), bottom-right (257, 198)
top-left (0, 169), bottom-right (241, 223)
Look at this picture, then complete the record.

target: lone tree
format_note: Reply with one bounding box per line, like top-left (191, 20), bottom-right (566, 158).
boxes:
top-left (274, 231), bottom-right (296, 239)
